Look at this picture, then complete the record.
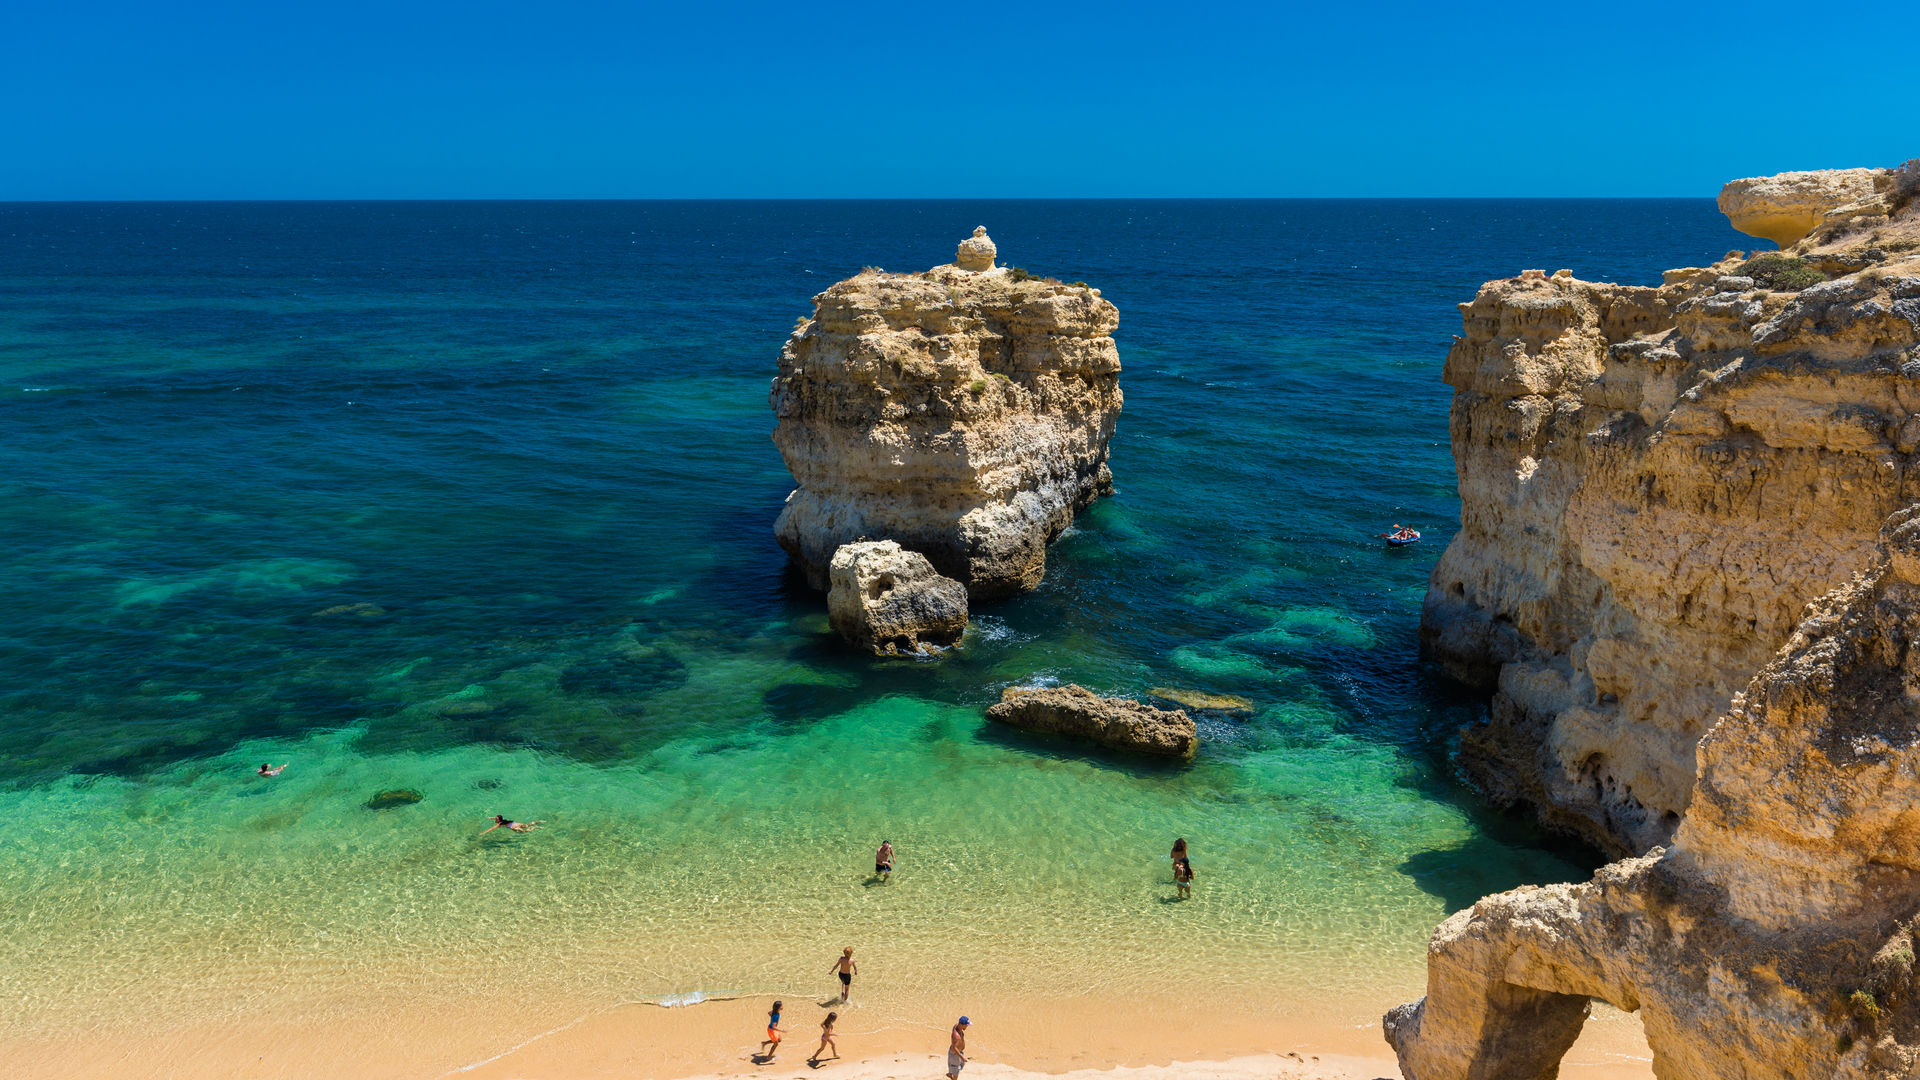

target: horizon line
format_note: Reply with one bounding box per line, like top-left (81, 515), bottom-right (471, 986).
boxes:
top-left (0, 194), bottom-right (1726, 204)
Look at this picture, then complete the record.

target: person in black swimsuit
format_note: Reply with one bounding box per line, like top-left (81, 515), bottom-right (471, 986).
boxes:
top-left (480, 814), bottom-right (544, 835)
top-left (829, 946), bottom-right (857, 1002)
top-left (875, 840), bottom-right (894, 883)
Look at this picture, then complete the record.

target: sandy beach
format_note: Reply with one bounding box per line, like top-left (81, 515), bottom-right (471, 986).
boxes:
top-left (7, 988), bottom-right (1654, 1080)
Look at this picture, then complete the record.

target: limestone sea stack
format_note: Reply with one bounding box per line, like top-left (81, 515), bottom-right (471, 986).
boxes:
top-left (770, 229), bottom-right (1122, 599)
top-left (1423, 157), bottom-right (1920, 855)
top-left (1387, 505), bottom-right (1920, 1080)
top-left (826, 540), bottom-right (967, 655)
top-left (987, 684), bottom-right (1195, 758)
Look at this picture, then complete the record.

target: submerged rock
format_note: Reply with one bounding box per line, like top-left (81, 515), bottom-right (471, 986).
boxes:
top-left (1147, 686), bottom-right (1254, 714)
top-left (364, 789), bottom-right (423, 810)
top-left (826, 540), bottom-right (967, 655)
top-left (1423, 157), bottom-right (1920, 855)
top-left (770, 228), bottom-right (1121, 598)
top-left (987, 684), bottom-right (1195, 758)
top-left (1388, 504), bottom-right (1920, 1080)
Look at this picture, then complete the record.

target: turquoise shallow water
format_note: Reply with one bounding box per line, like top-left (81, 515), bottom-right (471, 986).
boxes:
top-left (0, 200), bottom-right (1754, 1034)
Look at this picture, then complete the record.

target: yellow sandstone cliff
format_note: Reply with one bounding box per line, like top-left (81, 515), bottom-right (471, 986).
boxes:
top-left (769, 228), bottom-right (1122, 598)
top-left (1391, 159), bottom-right (1920, 1079)
top-left (1388, 505), bottom-right (1920, 1080)
top-left (1424, 159), bottom-right (1920, 855)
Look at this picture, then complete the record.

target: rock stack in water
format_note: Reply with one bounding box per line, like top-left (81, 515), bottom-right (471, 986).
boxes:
top-left (770, 228), bottom-right (1122, 599)
top-left (1422, 157), bottom-right (1920, 855)
top-left (826, 541), bottom-right (967, 655)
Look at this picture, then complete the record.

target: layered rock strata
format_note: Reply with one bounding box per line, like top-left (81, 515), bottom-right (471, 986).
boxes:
top-left (1387, 506), bottom-right (1920, 1080)
top-left (770, 229), bottom-right (1122, 599)
top-left (987, 684), bottom-right (1196, 758)
top-left (1425, 159), bottom-right (1920, 854)
top-left (826, 540), bottom-right (968, 655)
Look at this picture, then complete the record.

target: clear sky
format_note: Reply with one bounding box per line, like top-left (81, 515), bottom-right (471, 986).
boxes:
top-left (4, 0), bottom-right (1915, 199)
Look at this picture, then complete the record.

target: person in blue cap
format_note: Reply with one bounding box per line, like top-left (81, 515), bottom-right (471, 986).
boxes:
top-left (947, 1016), bottom-right (969, 1079)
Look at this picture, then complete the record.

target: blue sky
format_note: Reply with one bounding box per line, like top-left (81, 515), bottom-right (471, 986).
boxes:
top-left (3, 0), bottom-right (1914, 199)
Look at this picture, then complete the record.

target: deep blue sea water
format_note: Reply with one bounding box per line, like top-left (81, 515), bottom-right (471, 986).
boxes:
top-left (0, 200), bottom-right (1755, 1037)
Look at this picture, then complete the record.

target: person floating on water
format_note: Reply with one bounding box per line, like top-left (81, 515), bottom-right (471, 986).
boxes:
top-left (874, 839), bottom-right (894, 882)
top-left (759, 1000), bottom-right (785, 1060)
top-left (947, 1016), bottom-right (970, 1079)
top-left (257, 762), bottom-right (288, 777)
top-left (809, 1011), bottom-right (839, 1064)
top-left (829, 946), bottom-right (858, 1003)
top-left (480, 814), bottom-right (544, 835)
top-left (1380, 524), bottom-right (1422, 544)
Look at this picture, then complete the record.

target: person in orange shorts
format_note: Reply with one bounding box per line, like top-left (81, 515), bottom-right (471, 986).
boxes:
top-left (759, 1000), bottom-right (786, 1060)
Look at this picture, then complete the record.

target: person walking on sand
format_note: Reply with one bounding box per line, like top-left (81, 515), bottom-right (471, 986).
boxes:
top-left (480, 814), bottom-right (544, 835)
top-left (257, 762), bottom-right (288, 777)
top-left (760, 1000), bottom-right (786, 1059)
top-left (875, 840), bottom-right (894, 882)
top-left (829, 946), bottom-right (857, 1002)
top-left (946, 1017), bottom-right (969, 1079)
top-left (809, 1011), bottom-right (839, 1064)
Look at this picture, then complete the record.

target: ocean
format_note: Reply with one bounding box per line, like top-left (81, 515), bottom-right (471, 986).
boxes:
top-left (0, 200), bottom-right (1750, 1048)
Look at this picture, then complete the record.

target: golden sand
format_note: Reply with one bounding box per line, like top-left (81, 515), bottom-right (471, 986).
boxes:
top-left (7, 987), bottom-right (1652, 1079)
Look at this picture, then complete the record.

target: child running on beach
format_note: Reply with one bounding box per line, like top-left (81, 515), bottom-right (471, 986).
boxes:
top-left (760, 1000), bottom-right (785, 1059)
top-left (809, 1011), bottom-right (838, 1064)
top-left (829, 946), bottom-right (857, 1002)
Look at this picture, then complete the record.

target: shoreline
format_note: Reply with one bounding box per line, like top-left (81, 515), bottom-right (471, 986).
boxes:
top-left (4, 988), bottom-right (1654, 1080)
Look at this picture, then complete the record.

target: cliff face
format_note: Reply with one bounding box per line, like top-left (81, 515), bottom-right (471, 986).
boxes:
top-left (1425, 159), bottom-right (1920, 854)
top-left (770, 229), bottom-right (1122, 598)
top-left (1387, 505), bottom-right (1920, 1080)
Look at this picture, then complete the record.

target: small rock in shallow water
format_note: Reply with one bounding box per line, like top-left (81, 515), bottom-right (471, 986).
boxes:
top-left (364, 789), bottom-right (424, 810)
top-left (988, 684), bottom-right (1195, 758)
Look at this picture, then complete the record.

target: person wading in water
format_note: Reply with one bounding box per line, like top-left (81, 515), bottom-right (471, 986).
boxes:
top-left (829, 946), bottom-right (858, 1003)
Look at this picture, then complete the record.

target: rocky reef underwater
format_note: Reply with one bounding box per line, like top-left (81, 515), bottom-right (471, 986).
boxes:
top-left (1394, 159), bottom-right (1920, 1078)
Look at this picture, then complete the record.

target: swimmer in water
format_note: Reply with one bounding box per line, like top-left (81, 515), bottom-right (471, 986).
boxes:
top-left (480, 815), bottom-right (544, 835)
top-left (257, 763), bottom-right (288, 777)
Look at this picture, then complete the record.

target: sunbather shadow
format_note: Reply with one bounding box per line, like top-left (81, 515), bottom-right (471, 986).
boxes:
top-left (817, 997), bottom-right (841, 1008)
top-left (861, 874), bottom-right (887, 888)
top-left (750, 1053), bottom-right (774, 1065)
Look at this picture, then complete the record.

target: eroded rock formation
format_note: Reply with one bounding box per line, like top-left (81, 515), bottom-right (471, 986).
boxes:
top-left (1387, 506), bottom-right (1920, 1080)
top-left (770, 229), bottom-right (1121, 598)
top-left (1719, 166), bottom-right (1893, 247)
top-left (987, 684), bottom-right (1196, 758)
top-left (1425, 159), bottom-right (1920, 854)
top-left (826, 540), bottom-right (967, 655)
